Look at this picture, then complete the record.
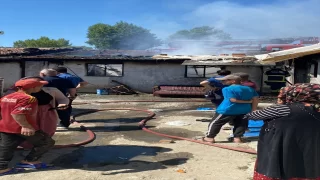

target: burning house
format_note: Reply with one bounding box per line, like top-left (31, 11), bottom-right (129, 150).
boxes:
top-left (0, 47), bottom-right (281, 94)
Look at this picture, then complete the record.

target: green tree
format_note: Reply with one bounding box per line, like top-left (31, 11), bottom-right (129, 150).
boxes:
top-left (86, 21), bottom-right (162, 50)
top-left (168, 26), bottom-right (232, 40)
top-left (13, 37), bottom-right (72, 48)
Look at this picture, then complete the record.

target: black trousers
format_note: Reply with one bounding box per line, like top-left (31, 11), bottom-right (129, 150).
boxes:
top-left (57, 106), bottom-right (72, 127)
top-left (206, 114), bottom-right (247, 138)
top-left (0, 131), bottom-right (55, 170)
top-left (58, 98), bottom-right (73, 128)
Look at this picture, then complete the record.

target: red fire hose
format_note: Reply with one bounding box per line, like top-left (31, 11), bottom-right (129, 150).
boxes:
top-left (18, 100), bottom-right (258, 155)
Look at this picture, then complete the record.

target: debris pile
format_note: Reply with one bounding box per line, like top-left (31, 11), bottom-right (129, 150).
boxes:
top-left (108, 80), bottom-right (139, 95)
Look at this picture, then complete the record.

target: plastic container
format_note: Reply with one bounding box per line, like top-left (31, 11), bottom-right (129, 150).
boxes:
top-left (96, 88), bottom-right (109, 95)
top-left (248, 120), bottom-right (264, 128)
top-left (196, 107), bottom-right (213, 111)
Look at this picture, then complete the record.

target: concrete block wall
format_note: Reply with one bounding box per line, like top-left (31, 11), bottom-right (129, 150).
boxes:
top-left (226, 66), bottom-right (272, 93)
top-left (0, 62), bottom-right (21, 90)
top-left (24, 61), bottom-right (60, 77)
top-left (0, 60), bottom-right (268, 94)
top-left (65, 61), bottom-right (267, 93)
top-left (64, 61), bottom-right (205, 93)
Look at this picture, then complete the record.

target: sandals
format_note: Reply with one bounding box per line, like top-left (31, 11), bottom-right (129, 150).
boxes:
top-left (198, 137), bottom-right (215, 144)
top-left (233, 138), bottom-right (249, 143)
top-left (16, 163), bottom-right (54, 169)
top-left (0, 163), bottom-right (54, 176)
top-left (0, 168), bottom-right (25, 176)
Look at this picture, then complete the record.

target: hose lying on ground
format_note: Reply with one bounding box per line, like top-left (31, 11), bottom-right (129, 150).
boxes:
top-left (18, 100), bottom-right (258, 154)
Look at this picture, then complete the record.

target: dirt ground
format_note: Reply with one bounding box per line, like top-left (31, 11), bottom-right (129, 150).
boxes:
top-left (4, 94), bottom-right (275, 180)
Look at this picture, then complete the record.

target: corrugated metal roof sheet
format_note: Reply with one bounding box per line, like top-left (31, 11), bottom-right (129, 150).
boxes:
top-left (255, 43), bottom-right (320, 64)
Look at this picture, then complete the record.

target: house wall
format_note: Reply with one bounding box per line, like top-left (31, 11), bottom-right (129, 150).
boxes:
top-left (227, 66), bottom-right (272, 93)
top-left (0, 62), bottom-right (21, 89)
top-left (0, 60), bottom-right (267, 94)
top-left (65, 61), bottom-right (267, 93)
top-left (64, 61), bottom-right (204, 93)
top-left (24, 61), bottom-right (61, 77)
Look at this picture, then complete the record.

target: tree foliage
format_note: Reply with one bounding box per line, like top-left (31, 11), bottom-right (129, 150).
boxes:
top-left (168, 26), bottom-right (232, 40)
top-left (13, 36), bottom-right (72, 48)
top-left (86, 21), bottom-right (162, 50)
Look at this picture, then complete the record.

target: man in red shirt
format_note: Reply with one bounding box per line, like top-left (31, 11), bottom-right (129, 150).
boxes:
top-left (0, 79), bottom-right (55, 176)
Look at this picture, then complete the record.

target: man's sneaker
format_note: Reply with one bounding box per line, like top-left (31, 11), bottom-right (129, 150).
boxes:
top-left (56, 124), bottom-right (68, 131)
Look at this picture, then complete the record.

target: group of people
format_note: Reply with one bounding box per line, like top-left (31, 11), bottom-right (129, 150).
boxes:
top-left (200, 69), bottom-right (259, 143)
top-left (1, 66), bottom-right (319, 179)
top-left (200, 69), bottom-right (320, 180)
top-left (0, 67), bottom-right (87, 176)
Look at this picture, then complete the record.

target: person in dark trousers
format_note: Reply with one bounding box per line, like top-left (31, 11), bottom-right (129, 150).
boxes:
top-left (0, 79), bottom-right (55, 176)
top-left (39, 69), bottom-right (76, 129)
top-left (245, 83), bottom-right (320, 180)
top-left (201, 75), bottom-right (259, 143)
top-left (53, 66), bottom-right (88, 117)
top-left (200, 69), bottom-right (232, 107)
top-left (230, 72), bottom-right (260, 127)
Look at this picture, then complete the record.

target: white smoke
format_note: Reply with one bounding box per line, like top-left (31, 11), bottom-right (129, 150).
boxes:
top-left (139, 0), bottom-right (320, 55)
top-left (184, 0), bottom-right (320, 38)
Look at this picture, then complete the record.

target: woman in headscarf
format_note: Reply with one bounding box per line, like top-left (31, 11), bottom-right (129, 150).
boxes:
top-left (244, 83), bottom-right (320, 180)
top-left (4, 76), bottom-right (69, 149)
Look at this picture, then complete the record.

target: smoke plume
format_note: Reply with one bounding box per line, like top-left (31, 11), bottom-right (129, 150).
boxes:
top-left (140, 0), bottom-right (320, 55)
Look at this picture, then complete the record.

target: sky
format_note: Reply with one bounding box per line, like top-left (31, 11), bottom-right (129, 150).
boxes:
top-left (0, 0), bottom-right (320, 47)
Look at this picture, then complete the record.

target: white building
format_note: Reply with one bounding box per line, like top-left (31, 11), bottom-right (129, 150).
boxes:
top-left (0, 48), bottom-right (273, 94)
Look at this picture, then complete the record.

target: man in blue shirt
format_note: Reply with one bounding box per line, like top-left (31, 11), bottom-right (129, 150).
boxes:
top-left (200, 70), bottom-right (231, 107)
top-left (53, 67), bottom-right (88, 127)
top-left (53, 67), bottom-right (88, 89)
top-left (202, 75), bottom-right (259, 143)
top-left (39, 69), bottom-right (76, 129)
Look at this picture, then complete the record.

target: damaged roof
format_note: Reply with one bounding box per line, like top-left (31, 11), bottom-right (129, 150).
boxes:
top-left (256, 43), bottom-right (320, 64)
top-left (154, 54), bottom-right (271, 66)
top-left (0, 48), bottom-right (160, 57)
top-left (0, 47), bottom-right (272, 65)
top-left (0, 47), bottom-right (81, 56)
top-left (0, 48), bottom-right (174, 61)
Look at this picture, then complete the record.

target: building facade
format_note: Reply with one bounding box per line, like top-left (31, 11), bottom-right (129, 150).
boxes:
top-left (0, 48), bottom-right (272, 94)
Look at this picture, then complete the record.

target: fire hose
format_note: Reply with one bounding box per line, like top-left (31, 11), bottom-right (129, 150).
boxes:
top-left (18, 100), bottom-right (258, 154)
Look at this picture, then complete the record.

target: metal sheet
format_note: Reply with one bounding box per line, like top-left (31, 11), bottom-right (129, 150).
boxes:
top-left (255, 43), bottom-right (320, 64)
